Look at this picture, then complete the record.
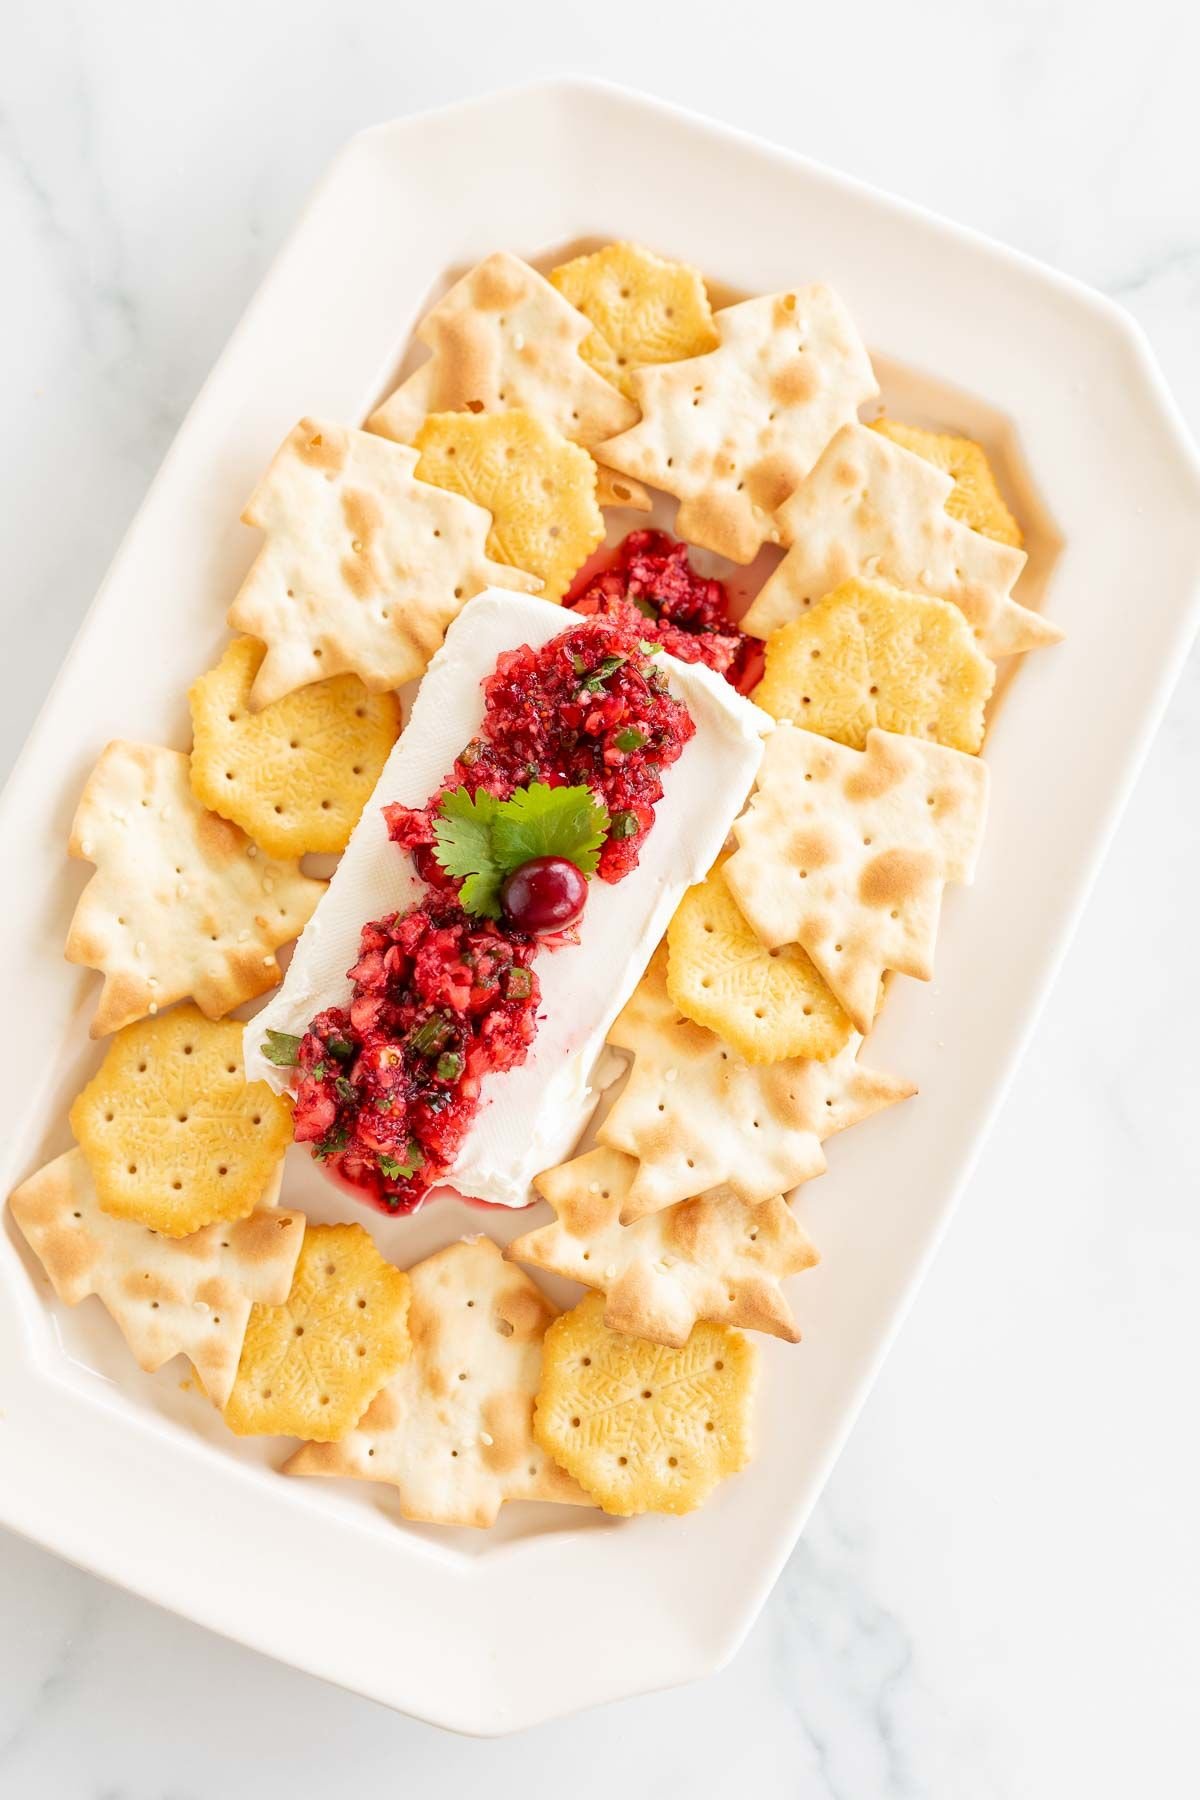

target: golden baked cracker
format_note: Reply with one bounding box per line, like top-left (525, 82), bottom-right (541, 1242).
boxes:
top-left (666, 859), bottom-right (853, 1063)
top-left (600, 948), bottom-right (914, 1220)
top-left (595, 286), bottom-right (878, 563)
top-left (743, 423), bottom-right (1059, 659)
top-left (871, 419), bottom-right (1023, 547)
top-left (285, 1237), bottom-right (591, 1525)
top-left (726, 724), bottom-right (989, 1034)
top-left (225, 1222), bottom-right (410, 1441)
top-left (593, 464), bottom-right (653, 512)
top-left (550, 241), bottom-right (719, 400)
top-left (69, 1008), bottom-right (293, 1238)
top-left (512, 1146), bottom-right (818, 1347)
top-left (189, 638), bottom-right (401, 858)
top-left (9, 1148), bottom-right (303, 1407)
top-left (752, 577), bottom-right (995, 754)
top-left (414, 411), bottom-right (604, 603)
top-left (368, 252), bottom-right (637, 451)
top-left (66, 741), bottom-right (326, 1037)
top-left (533, 1292), bottom-right (756, 1516)
top-left (227, 418), bottom-right (540, 708)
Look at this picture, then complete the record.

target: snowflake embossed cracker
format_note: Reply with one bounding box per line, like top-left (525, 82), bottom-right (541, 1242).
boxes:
top-left (549, 241), bottom-right (719, 400)
top-left (66, 741), bottom-right (325, 1037)
top-left (871, 419), bottom-right (1023, 547)
top-left (414, 410), bottom-right (604, 602)
top-left (595, 285), bottom-right (878, 563)
top-left (726, 724), bottom-right (989, 1034)
top-left (286, 1238), bottom-right (591, 1527)
top-left (368, 252), bottom-right (637, 450)
top-left (227, 418), bottom-right (539, 707)
top-left (511, 1146), bottom-right (818, 1347)
top-left (743, 423), bottom-right (1059, 658)
top-left (534, 1292), bottom-right (757, 1517)
top-left (599, 949), bottom-right (915, 1219)
top-left (224, 1222), bottom-right (411, 1442)
top-left (9, 1149), bottom-right (303, 1408)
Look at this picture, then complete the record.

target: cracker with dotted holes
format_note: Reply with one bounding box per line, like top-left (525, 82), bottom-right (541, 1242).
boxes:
top-left (225, 1222), bottom-right (411, 1441)
top-left (9, 1148), bottom-right (302, 1408)
top-left (599, 947), bottom-right (915, 1220)
top-left (871, 419), bottom-right (1023, 547)
top-left (549, 241), bottom-right (720, 400)
top-left (666, 858), bottom-right (854, 1064)
top-left (593, 464), bottom-right (652, 512)
top-left (227, 418), bottom-right (540, 708)
top-left (594, 285), bottom-right (878, 564)
top-left (69, 1008), bottom-right (293, 1238)
top-left (285, 1237), bottom-right (592, 1526)
top-left (534, 1292), bottom-right (756, 1516)
top-left (367, 252), bottom-right (637, 451)
top-left (189, 638), bottom-right (401, 858)
top-left (726, 724), bottom-right (989, 1034)
top-left (752, 577), bottom-right (995, 754)
top-left (66, 741), bottom-right (325, 1037)
top-left (511, 1146), bottom-right (818, 1347)
top-left (414, 411), bottom-right (604, 603)
top-left (742, 423), bottom-right (1059, 659)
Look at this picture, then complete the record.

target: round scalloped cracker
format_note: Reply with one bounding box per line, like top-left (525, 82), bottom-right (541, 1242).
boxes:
top-left (69, 1008), bottom-right (292, 1238)
top-left (550, 242), bottom-right (719, 400)
top-left (189, 637), bottom-right (401, 858)
top-left (753, 577), bottom-right (995, 754)
top-left (871, 419), bottom-right (1023, 547)
top-left (534, 1292), bottom-right (756, 1517)
top-left (414, 410), bottom-right (604, 603)
top-left (667, 860), bottom-right (853, 1063)
top-left (224, 1222), bottom-right (411, 1441)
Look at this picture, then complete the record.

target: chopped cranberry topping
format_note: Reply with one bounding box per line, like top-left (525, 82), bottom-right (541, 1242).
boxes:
top-left (568, 529), bottom-right (754, 686)
top-left (293, 615), bottom-right (696, 1214)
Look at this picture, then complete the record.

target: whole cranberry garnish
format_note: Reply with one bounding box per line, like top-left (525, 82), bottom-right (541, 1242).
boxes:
top-left (500, 856), bottom-right (588, 935)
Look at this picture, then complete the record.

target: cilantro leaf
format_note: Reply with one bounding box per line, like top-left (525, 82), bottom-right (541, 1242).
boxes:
top-left (492, 783), bottom-right (610, 878)
top-left (379, 1142), bottom-right (424, 1181)
top-left (313, 1124), bottom-right (349, 1163)
top-left (582, 652), bottom-right (627, 693)
top-left (260, 1029), bottom-right (302, 1067)
top-left (432, 788), bottom-right (503, 918)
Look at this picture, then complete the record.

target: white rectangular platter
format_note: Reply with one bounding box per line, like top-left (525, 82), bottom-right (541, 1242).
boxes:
top-left (2, 80), bottom-right (1198, 1735)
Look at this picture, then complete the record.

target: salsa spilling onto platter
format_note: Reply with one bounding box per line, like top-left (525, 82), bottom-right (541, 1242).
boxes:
top-left (290, 613), bottom-right (695, 1212)
top-left (568, 529), bottom-right (754, 687)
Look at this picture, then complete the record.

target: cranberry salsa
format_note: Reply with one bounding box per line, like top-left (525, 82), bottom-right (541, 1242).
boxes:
top-left (287, 613), bottom-right (695, 1213)
top-left (568, 528), bottom-right (755, 688)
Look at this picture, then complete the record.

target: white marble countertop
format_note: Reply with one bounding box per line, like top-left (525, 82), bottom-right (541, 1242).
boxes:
top-left (2, 3), bottom-right (1198, 1794)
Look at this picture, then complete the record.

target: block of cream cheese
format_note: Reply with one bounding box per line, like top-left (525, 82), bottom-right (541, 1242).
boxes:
top-left (246, 590), bottom-right (770, 1207)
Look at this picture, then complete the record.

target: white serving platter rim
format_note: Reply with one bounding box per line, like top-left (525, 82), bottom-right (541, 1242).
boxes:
top-left (1, 78), bottom-right (1198, 1736)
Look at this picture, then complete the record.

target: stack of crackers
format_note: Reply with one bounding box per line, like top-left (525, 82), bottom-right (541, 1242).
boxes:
top-left (9, 238), bottom-right (1059, 1527)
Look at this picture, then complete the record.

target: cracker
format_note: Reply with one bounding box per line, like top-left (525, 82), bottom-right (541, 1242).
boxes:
top-left (66, 741), bottom-right (326, 1037)
top-left (742, 423), bottom-right (1060, 658)
top-left (533, 1292), bottom-right (756, 1516)
top-left (872, 419), bottom-right (1023, 547)
top-left (10, 1148), bottom-right (303, 1408)
top-left (285, 1237), bottom-right (591, 1526)
top-left (549, 241), bottom-right (719, 400)
top-left (726, 724), bottom-right (989, 1033)
top-left (367, 252), bottom-right (637, 451)
top-left (414, 410), bottom-right (604, 602)
top-left (593, 464), bottom-right (653, 512)
top-left (189, 638), bottom-right (401, 858)
top-left (227, 419), bottom-right (540, 708)
top-left (595, 286), bottom-right (878, 563)
top-left (599, 948), bottom-right (914, 1219)
top-left (512, 1146), bottom-right (818, 1346)
top-left (69, 1007), bottom-right (293, 1238)
top-left (752, 576), bottom-right (995, 754)
top-left (666, 859), bottom-right (853, 1063)
top-left (224, 1222), bottom-right (411, 1441)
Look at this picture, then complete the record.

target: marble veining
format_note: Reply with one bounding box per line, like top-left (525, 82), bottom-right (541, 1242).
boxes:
top-left (1, 2), bottom-right (1198, 1794)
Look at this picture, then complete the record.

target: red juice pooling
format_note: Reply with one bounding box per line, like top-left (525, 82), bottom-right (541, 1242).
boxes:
top-left (568, 529), bottom-right (755, 688)
top-left (290, 616), bottom-right (695, 1214)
